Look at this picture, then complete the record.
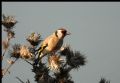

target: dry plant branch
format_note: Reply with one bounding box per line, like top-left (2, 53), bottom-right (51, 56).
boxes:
top-left (16, 77), bottom-right (25, 83)
top-left (2, 58), bottom-right (19, 77)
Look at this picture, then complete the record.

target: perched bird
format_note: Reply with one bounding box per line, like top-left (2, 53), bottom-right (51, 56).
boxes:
top-left (34, 28), bottom-right (70, 65)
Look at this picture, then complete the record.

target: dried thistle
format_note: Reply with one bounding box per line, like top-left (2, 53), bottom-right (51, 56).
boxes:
top-left (59, 45), bottom-right (71, 56)
top-left (26, 32), bottom-right (42, 46)
top-left (7, 30), bottom-right (15, 39)
top-left (7, 59), bottom-right (14, 64)
top-left (9, 44), bottom-right (21, 58)
top-left (19, 45), bottom-right (34, 59)
top-left (99, 78), bottom-right (110, 83)
top-left (54, 67), bottom-right (73, 83)
top-left (60, 45), bottom-right (86, 69)
top-left (67, 51), bottom-right (86, 69)
top-left (2, 69), bottom-right (10, 76)
top-left (2, 39), bottom-right (9, 50)
top-left (2, 14), bottom-right (17, 30)
top-left (32, 63), bottom-right (50, 82)
top-left (48, 55), bottom-right (64, 73)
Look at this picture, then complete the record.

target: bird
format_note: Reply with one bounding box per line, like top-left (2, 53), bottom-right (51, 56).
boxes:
top-left (34, 28), bottom-right (70, 65)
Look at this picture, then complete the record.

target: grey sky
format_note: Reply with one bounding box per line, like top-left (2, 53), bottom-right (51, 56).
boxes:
top-left (2, 2), bottom-right (120, 83)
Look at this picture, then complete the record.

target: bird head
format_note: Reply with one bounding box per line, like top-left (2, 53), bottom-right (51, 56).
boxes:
top-left (55, 28), bottom-right (71, 39)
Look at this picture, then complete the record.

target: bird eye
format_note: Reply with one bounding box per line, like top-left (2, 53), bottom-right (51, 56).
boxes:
top-left (61, 30), bottom-right (66, 35)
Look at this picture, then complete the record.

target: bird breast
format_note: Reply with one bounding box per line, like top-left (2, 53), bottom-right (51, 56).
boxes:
top-left (43, 35), bottom-right (63, 52)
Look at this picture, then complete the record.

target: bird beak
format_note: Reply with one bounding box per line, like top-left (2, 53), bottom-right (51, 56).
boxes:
top-left (66, 32), bottom-right (71, 35)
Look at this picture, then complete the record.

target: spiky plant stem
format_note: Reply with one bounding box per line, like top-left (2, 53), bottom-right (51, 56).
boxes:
top-left (2, 58), bottom-right (18, 78)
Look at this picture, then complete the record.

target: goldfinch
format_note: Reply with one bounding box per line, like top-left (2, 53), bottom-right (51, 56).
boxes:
top-left (34, 28), bottom-right (70, 65)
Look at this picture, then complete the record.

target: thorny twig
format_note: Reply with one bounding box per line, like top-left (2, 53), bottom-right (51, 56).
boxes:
top-left (23, 59), bottom-right (33, 66)
top-left (2, 49), bottom-right (7, 57)
top-left (26, 79), bottom-right (30, 83)
top-left (16, 77), bottom-right (25, 83)
top-left (16, 77), bottom-right (31, 83)
top-left (2, 58), bottom-right (19, 78)
top-left (2, 38), bottom-right (10, 57)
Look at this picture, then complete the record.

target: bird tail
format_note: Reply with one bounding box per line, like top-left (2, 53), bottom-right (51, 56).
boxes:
top-left (34, 44), bottom-right (48, 65)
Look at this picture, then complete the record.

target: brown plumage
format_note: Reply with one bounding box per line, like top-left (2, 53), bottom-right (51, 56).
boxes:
top-left (34, 28), bottom-right (70, 65)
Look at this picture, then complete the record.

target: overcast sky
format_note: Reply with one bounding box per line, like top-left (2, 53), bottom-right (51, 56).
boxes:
top-left (2, 2), bottom-right (120, 83)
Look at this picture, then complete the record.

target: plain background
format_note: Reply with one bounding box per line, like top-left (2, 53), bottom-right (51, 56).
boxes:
top-left (2, 2), bottom-right (120, 83)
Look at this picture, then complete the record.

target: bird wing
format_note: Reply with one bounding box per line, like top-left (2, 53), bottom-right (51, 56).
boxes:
top-left (43, 35), bottom-right (59, 52)
top-left (37, 33), bottom-right (63, 54)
